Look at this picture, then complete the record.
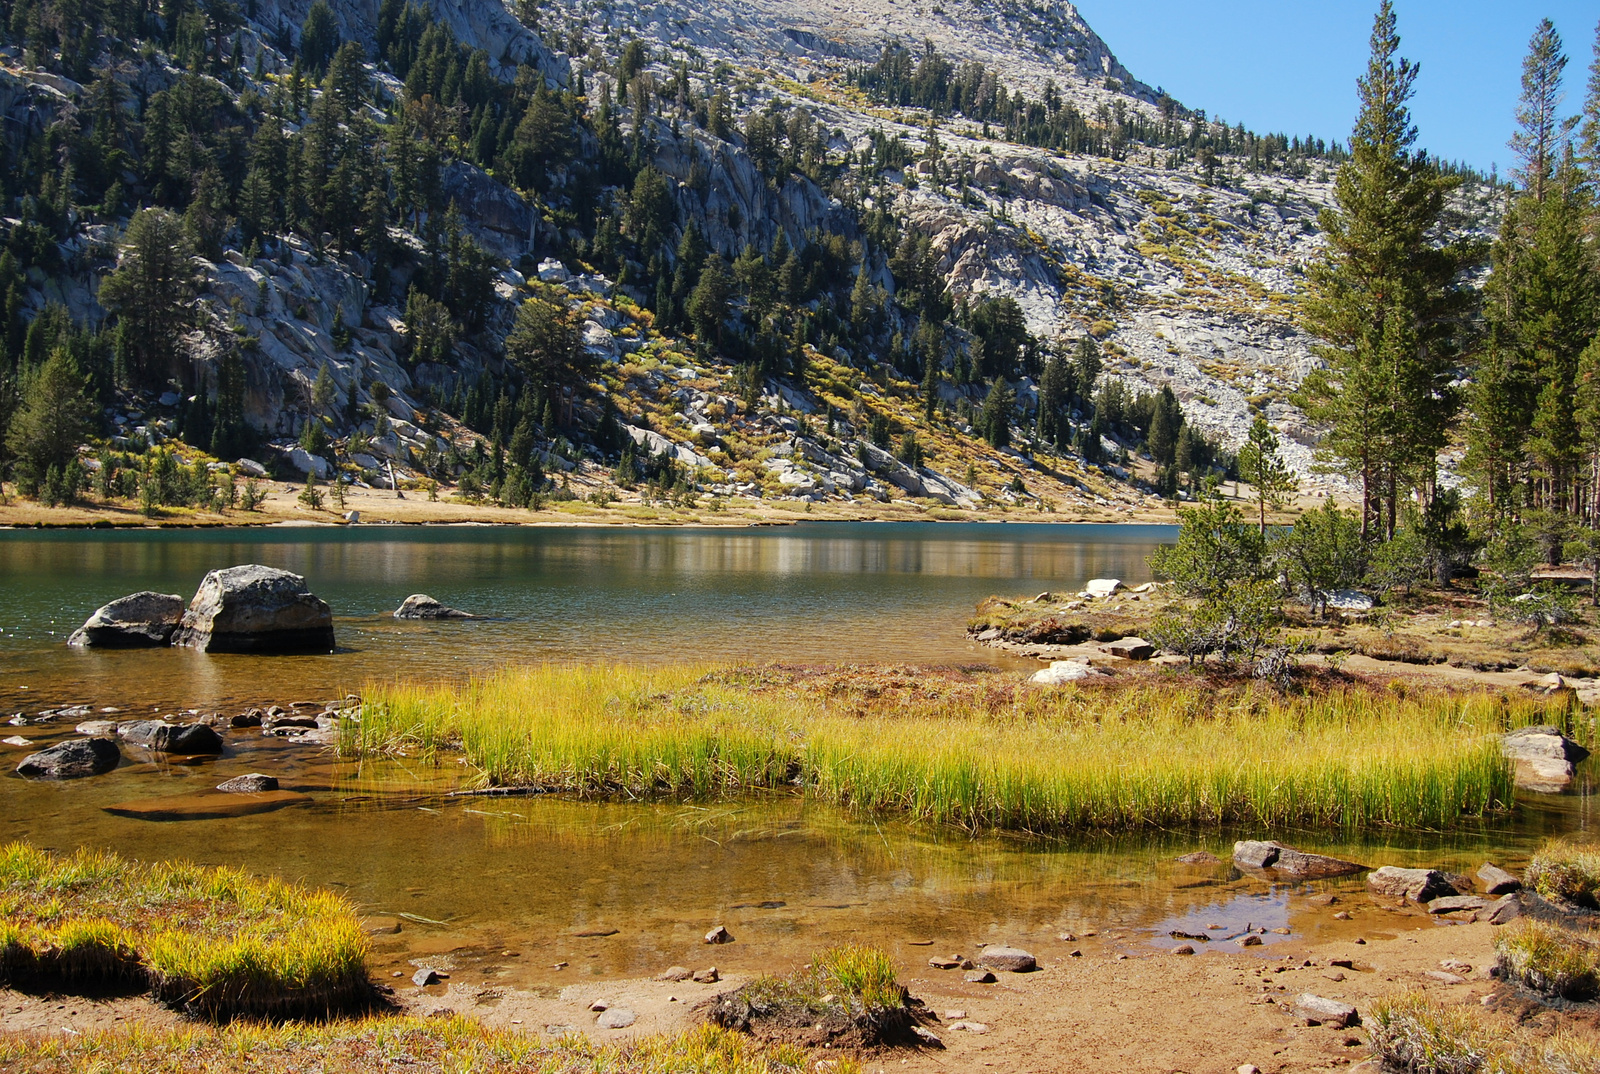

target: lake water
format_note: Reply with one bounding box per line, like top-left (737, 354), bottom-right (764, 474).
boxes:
top-left (0, 521), bottom-right (1173, 711)
top-left (3, 521), bottom-right (1593, 990)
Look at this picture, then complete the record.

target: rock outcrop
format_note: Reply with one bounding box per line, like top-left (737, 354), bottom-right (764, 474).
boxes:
top-left (172, 565), bottom-right (335, 654)
top-left (66, 592), bottom-right (186, 648)
top-left (1501, 726), bottom-right (1591, 793)
top-left (15, 738), bottom-right (120, 779)
top-left (394, 594), bottom-right (480, 620)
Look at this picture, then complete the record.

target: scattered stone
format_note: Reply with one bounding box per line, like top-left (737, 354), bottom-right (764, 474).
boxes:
top-left (1239, 935), bottom-right (1263, 947)
top-left (1333, 911), bottom-right (1351, 920)
top-left (1176, 851), bottom-right (1222, 865)
top-left (943, 1009), bottom-right (967, 1020)
top-left (15, 737), bottom-right (120, 779)
top-left (118, 720), bottom-right (224, 755)
top-left (2, 735), bottom-right (27, 746)
top-left (1367, 867), bottom-right (1468, 903)
top-left (1330, 960), bottom-right (1354, 969)
top-left (1099, 636), bottom-right (1155, 660)
top-left (1425, 970), bottom-right (1467, 985)
top-left (975, 946), bottom-right (1036, 972)
top-left (1307, 894), bottom-right (1340, 907)
top-left (929, 956), bottom-right (963, 970)
top-left (1475, 894), bottom-right (1521, 926)
top-left (910, 1025), bottom-right (943, 1047)
top-left (412, 968), bottom-right (440, 987)
top-left (1030, 660), bottom-right (1109, 685)
top-left (1293, 994), bottom-right (1360, 1028)
top-left (704, 925), bottom-right (733, 944)
top-left (66, 591), bottom-right (186, 648)
top-left (596, 1008), bottom-right (636, 1029)
top-left (1173, 944), bottom-right (1196, 955)
top-left (1441, 960), bottom-right (1472, 974)
top-left (1500, 726), bottom-right (1591, 793)
top-left (1083, 579), bottom-right (1124, 598)
top-left (656, 966), bottom-right (693, 982)
top-left (172, 565), bottom-right (335, 654)
top-left (1239, 1066), bottom-right (1262, 1074)
top-left (1325, 590), bottom-right (1376, 612)
top-left (394, 594), bottom-right (480, 620)
top-left (74, 719), bottom-right (119, 736)
top-left (231, 711), bottom-right (263, 728)
top-left (693, 967), bottom-right (719, 984)
top-left (589, 1000), bottom-right (609, 1012)
top-left (1477, 863), bottom-right (1522, 895)
top-left (948, 1021), bottom-right (989, 1033)
top-left (1427, 896), bottom-right (1486, 915)
top-left (1272, 928), bottom-right (1292, 935)
top-left (217, 773), bottom-right (279, 793)
top-left (1233, 840), bottom-right (1365, 878)
top-left (963, 970), bottom-right (996, 984)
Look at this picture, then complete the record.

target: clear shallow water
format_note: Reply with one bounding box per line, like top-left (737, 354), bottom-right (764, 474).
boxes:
top-left (0, 521), bottom-right (1173, 711)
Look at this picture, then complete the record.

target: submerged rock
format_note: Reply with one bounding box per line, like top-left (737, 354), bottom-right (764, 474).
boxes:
top-left (172, 565), bottom-right (335, 654)
top-left (15, 737), bottom-right (120, 779)
top-left (118, 720), bottom-right (224, 755)
top-left (1232, 840), bottom-right (1365, 879)
top-left (1501, 726), bottom-right (1590, 793)
top-left (394, 594), bottom-right (480, 619)
top-left (66, 591), bottom-right (186, 648)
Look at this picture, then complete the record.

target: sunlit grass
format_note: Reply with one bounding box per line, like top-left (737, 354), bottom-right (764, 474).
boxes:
top-left (0, 1016), bottom-right (832, 1074)
top-left (1494, 919), bottom-right (1600, 1002)
top-left (1525, 839), bottom-right (1600, 909)
top-left (1369, 991), bottom-right (1600, 1074)
top-left (0, 842), bottom-right (369, 1018)
top-left (355, 665), bottom-right (1533, 832)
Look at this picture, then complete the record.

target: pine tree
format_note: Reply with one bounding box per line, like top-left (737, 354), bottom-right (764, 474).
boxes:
top-left (1509, 19), bottom-right (1573, 205)
top-left (1297, 1), bottom-right (1472, 539)
top-left (1237, 415), bottom-right (1297, 534)
top-left (1036, 348), bottom-right (1071, 448)
top-left (98, 208), bottom-right (198, 385)
top-left (6, 347), bottom-right (93, 494)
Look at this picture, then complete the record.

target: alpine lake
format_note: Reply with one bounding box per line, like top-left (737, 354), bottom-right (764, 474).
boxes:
top-left (1, 521), bottom-right (1593, 990)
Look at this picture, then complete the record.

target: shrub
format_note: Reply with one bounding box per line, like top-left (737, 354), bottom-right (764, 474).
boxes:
top-left (1525, 841), bottom-right (1600, 909)
top-left (1494, 919), bottom-right (1599, 1001)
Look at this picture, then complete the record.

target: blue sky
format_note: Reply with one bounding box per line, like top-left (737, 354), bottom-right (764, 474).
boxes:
top-left (1072, 0), bottom-right (1598, 175)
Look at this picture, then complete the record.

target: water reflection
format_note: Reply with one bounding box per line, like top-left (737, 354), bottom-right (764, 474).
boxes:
top-left (0, 522), bottom-right (1173, 710)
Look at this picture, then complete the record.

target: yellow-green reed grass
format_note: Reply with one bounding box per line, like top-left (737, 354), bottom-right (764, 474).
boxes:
top-left (0, 1016), bottom-right (833, 1074)
top-left (1494, 919), bottom-right (1600, 1001)
top-left (0, 842), bottom-right (370, 1018)
top-left (811, 944), bottom-right (905, 1011)
top-left (739, 944), bottom-right (909, 1034)
top-left (1369, 991), bottom-right (1600, 1074)
top-left (1525, 839), bottom-right (1600, 909)
top-left (357, 666), bottom-right (1534, 833)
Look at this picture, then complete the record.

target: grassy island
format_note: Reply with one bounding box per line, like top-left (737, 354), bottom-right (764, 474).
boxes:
top-left (356, 664), bottom-right (1547, 832)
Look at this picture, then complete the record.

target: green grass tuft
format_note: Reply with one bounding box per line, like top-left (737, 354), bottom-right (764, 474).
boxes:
top-left (1493, 918), bottom-right (1600, 1002)
top-left (1368, 991), bottom-right (1600, 1074)
top-left (0, 1016), bottom-right (832, 1074)
top-left (1525, 840), bottom-right (1600, 909)
top-left (355, 665), bottom-right (1528, 833)
top-left (0, 842), bottom-right (371, 1018)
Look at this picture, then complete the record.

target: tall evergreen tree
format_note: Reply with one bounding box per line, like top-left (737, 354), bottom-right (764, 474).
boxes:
top-left (1509, 19), bottom-right (1574, 205)
top-left (1237, 415), bottom-right (1297, 535)
top-left (1298, 1), bottom-right (1473, 539)
top-left (98, 208), bottom-right (198, 385)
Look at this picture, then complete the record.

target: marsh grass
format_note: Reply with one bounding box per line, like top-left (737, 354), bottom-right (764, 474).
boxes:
top-left (357, 665), bottom-right (1533, 833)
top-left (715, 945), bottom-right (916, 1047)
top-left (0, 842), bottom-right (370, 1018)
top-left (1525, 841), bottom-right (1600, 910)
top-left (1368, 991), bottom-right (1600, 1074)
top-left (1494, 919), bottom-right (1600, 1001)
top-left (0, 1016), bottom-right (830, 1074)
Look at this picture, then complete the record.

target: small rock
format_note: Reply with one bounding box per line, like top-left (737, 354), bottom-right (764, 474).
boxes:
top-left (704, 925), bottom-right (733, 944)
top-left (1239, 935), bottom-right (1263, 947)
top-left (693, 967), bottom-right (719, 984)
top-left (412, 968), bottom-right (440, 987)
top-left (949, 1021), bottom-right (989, 1033)
top-left (596, 1008), bottom-right (636, 1029)
top-left (1, 734), bottom-right (27, 747)
top-left (656, 966), bottom-right (693, 982)
top-left (1366, 866), bottom-right (1467, 903)
top-left (1240, 1066), bottom-right (1262, 1074)
top-left (1068, 949), bottom-right (1082, 957)
top-left (1030, 660), bottom-right (1109, 685)
top-left (1173, 944), bottom-right (1196, 955)
top-left (216, 773), bottom-right (279, 793)
top-left (1233, 840), bottom-right (1364, 878)
top-left (1476, 863), bottom-right (1522, 895)
top-left (1099, 636), bottom-right (1155, 660)
top-left (394, 594), bottom-right (480, 620)
top-left (1176, 851), bottom-right (1222, 865)
top-left (1426, 896), bottom-right (1486, 915)
top-left (1083, 578), bottom-right (1124, 598)
top-left (929, 956), bottom-right (963, 970)
top-left (1293, 994), bottom-right (1360, 1028)
top-left (75, 720), bottom-right (119, 736)
top-left (1476, 894), bottom-right (1521, 926)
top-left (1333, 912), bottom-right (1352, 920)
top-left (963, 970), bottom-right (996, 983)
top-left (1307, 893), bottom-right (1340, 907)
top-left (943, 1009), bottom-right (967, 1020)
top-left (1424, 971), bottom-right (1466, 985)
top-left (589, 1000), bottom-right (609, 1012)
top-left (910, 1025), bottom-right (943, 1047)
top-left (975, 946), bottom-right (1036, 972)
top-left (231, 712), bottom-right (263, 728)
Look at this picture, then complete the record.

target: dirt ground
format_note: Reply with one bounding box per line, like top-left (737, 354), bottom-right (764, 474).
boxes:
top-left (0, 911), bottom-right (1573, 1073)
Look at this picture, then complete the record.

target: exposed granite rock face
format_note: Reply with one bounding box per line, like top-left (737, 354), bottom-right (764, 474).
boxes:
top-left (172, 565), bottom-right (336, 654)
top-left (66, 592), bottom-right (186, 648)
top-left (1501, 726), bottom-right (1591, 793)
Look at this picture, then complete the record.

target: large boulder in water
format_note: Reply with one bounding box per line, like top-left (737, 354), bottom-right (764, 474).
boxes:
top-left (172, 565), bottom-right (335, 654)
top-left (66, 592), bottom-right (186, 648)
top-left (118, 720), bottom-right (224, 755)
top-left (1501, 726), bottom-right (1590, 793)
top-left (394, 594), bottom-right (479, 620)
top-left (16, 737), bottom-right (120, 779)
top-left (1233, 840), bottom-right (1365, 879)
